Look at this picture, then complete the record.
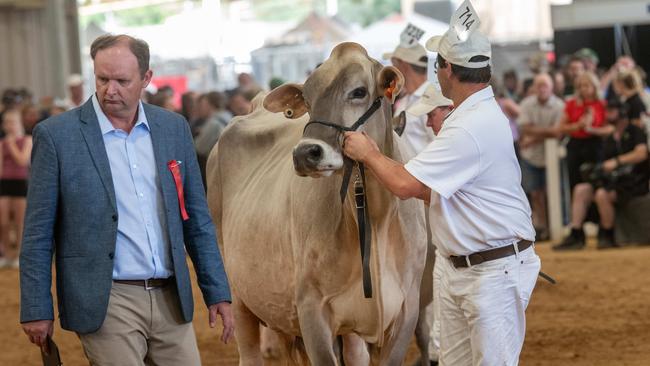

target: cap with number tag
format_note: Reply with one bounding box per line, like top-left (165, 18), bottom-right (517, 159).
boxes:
top-left (383, 22), bottom-right (428, 68)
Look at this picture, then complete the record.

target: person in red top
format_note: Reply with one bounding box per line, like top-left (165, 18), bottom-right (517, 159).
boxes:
top-left (557, 72), bottom-right (612, 190)
top-left (0, 109), bottom-right (32, 268)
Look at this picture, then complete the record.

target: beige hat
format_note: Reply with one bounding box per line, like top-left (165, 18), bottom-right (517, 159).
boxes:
top-left (382, 43), bottom-right (428, 68)
top-left (407, 84), bottom-right (453, 117)
top-left (425, 29), bottom-right (491, 68)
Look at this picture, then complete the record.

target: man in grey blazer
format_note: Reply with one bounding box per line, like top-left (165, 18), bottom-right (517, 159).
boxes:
top-left (20, 34), bottom-right (233, 365)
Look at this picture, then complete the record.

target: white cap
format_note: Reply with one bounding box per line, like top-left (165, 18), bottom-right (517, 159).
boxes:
top-left (425, 28), bottom-right (491, 69)
top-left (407, 84), bottom-right (453, 117)
top-left (67, 74), bottom-right (83, 87)
top-left (382, 43), bottom-right (428, 68)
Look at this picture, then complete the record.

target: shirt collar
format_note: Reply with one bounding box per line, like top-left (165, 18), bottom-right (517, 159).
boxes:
top-left (455, 85), bottom-right (494, 113)
top-left (91, 93), bottom-right (149, 135)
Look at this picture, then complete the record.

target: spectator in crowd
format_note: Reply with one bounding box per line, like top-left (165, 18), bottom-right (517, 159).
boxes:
top-left (150, 90), bottom-right (176, 111)
top-left (557, 72), bottom-right (611, 190)
top-left (384, 42), bottom-right (432, 158)
top-left (0, 109), bottom-right (32, 268)
top-left (522, 78), bottom-right (536, 99)
top-left (21, 104), bottom-right (42, 135)
top-left (65, 74), bottom-right (85, 109)
top-left (236, 72), bottom-right (262, 95)
top-left (613, 70), bottom-right (647, 128)
top-left (552, 70), bottom-right (566, 99)
top-left (554, 99), bottom-right (649, 250)
top-left (600, 55), bottom-right (636, 100)
top-left (564, 56), bottom-right (586, 97)
top-left (194, 91), bottom-right (231, 185)
top-left (518, 74), bottom-right (565, 241)
top-left (19, 34), bottom-right (233, 364)
top-left (492, 82), bottom-right (521, 147)
top-left (181, 91), bottom-right (199, 123)
top-left (228, 90), bottom-right (252, 117)
top-left (1, 89), bottom-right (22, 137)
top-left (574, 48), bottom-right (599, 74)
top-left (503, 69), bottom-right (521, 101)
top-left (189, 93), bottom-right (209, 137)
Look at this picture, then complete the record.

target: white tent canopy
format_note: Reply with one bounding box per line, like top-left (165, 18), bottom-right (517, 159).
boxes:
top-left (348, 12), bottom-right (449, 62)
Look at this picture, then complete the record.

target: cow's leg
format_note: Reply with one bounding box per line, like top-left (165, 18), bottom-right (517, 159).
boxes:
top-left (414, 241), bottom-right (435, 366)
top-left (342, 333), bottom-right (369, 366)
top-left (233, 297), bottom-right (263, 366)
top-left (297, 295), bottom-right (337, 366)
top-left (260, 325), bottom-right (283, 360)
top-left (377, 280), bottom-right (421, 366)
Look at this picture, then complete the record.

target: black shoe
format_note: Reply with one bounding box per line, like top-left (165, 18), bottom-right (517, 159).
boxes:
top-left (553, 234), bottom-right (585, 251)
top-left (597, 228), bottom-right (619, 249)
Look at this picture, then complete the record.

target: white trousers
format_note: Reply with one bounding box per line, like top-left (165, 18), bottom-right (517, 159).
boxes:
top-left (433, 245), bottom-right (541, 366)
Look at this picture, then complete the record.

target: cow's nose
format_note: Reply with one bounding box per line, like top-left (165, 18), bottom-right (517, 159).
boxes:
top-left (296, 144), bottom-right (323, 164)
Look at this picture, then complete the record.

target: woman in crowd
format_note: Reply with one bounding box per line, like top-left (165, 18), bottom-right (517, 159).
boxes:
top-left (557, 72), bottom-right (612, 190)
top-left (0, 109), bottom-right (32, 268)
top-left (613, 70), bottom-right (647, 128)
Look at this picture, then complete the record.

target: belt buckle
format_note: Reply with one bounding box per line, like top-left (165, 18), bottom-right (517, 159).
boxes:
top-left (144, 279), bottom-right (154, 290)
top-left (464, 256), bottom-right (472, 267)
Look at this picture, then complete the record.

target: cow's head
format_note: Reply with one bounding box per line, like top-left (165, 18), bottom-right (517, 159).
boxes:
top-left (264, 42), bottom-right (403, 177)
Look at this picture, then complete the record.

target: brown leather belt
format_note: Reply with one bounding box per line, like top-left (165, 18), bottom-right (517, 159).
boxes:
top-left (114, 277), bottom-right (173, 289)
top-left (450, 240), bottom-right (534, 268)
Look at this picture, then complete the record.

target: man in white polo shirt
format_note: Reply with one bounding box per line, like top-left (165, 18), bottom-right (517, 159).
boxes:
top-left (343, 10), bottom-right (540, 365)
top-left (383, 42), bottom-right (432, 158)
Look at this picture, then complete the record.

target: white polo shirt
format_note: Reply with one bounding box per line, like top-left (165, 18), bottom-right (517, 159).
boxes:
top-left (394, 82), bottom-right (435, 159)
top-left (404, 86), bottom-right (534, 257)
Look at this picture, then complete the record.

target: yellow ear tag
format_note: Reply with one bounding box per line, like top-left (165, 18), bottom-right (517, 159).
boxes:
top-left (385, 79), bottom-right (397, 99)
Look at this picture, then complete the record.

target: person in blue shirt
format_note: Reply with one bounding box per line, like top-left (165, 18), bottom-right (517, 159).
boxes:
top-left (19, 34), bottom-right (233, 365)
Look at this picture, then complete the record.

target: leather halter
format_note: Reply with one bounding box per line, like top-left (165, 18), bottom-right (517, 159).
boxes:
top-left (301, 97), bottom-right (382, 298)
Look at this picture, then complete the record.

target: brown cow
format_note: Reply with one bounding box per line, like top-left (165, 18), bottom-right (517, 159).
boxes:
top-left (207, 42), bottom-right (427, 365)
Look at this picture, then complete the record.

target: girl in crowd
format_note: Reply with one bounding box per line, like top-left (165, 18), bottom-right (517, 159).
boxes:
top-left (557, 72), bottom-right (612, 189)
top-left (0, 110), bottom-right (32, 268)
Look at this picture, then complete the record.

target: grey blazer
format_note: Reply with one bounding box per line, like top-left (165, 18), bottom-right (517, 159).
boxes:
top-left (19, 98), bottom-right (231, 334)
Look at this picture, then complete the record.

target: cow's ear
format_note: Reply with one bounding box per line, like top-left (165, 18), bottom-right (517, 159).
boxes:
top-left (377, 66), bottom-right (404, 104)
top-left (263, 83), bottom-right (308, 119)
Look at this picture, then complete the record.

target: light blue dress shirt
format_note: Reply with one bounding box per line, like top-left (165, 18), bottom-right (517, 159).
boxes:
top-left (91, 94), bottom-right (173, 280)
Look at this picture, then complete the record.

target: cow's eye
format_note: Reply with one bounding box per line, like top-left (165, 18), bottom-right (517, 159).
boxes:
top-left (349, 87), bottom-right (367, 100)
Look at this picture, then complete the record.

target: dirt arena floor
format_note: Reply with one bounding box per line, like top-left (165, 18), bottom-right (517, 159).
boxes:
top-left (2, 240), bottom-right (650, 365)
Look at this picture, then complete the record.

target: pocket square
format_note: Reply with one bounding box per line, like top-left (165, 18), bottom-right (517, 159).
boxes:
top-left (168, 160), bottom-right (190, 221)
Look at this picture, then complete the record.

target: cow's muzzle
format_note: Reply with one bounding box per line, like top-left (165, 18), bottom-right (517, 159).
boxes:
top-left (292, 139), bottom-right (343, 177)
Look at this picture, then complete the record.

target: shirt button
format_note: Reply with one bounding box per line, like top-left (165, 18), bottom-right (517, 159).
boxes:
top-left (139, 193), bottom-right (144, 197)
top-left (132, 164), bottom-right (137, 169)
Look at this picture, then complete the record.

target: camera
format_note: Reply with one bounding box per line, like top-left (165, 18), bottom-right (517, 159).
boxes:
top-left (579, 161), bottom-right (634, 189)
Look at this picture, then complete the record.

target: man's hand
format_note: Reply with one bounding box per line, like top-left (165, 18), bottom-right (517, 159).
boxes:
top-left (602, 158), bottom-right (618, 172)
top-left (22, 319), bottom-right (53, 352)
top-left (343, 131), bottom-right (380, 162)
top-left (208, 302), bottom-right (235, 344)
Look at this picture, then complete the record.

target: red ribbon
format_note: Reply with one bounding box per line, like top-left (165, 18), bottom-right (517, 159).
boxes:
top-left (168, 160), bottom-right (189, 221)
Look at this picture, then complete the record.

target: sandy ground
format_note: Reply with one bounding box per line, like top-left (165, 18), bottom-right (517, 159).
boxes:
top-left (2, 240), bottom-right (650, 365)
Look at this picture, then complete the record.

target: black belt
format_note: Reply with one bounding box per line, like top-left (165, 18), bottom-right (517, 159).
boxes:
top-left (113, 277), bottom-right (173, 289)
top-left (450, 240), bottom-right (534, 268)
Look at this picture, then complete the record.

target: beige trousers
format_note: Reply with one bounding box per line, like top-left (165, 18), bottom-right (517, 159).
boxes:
top-left (79, 282), bottom-right (201, 366)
